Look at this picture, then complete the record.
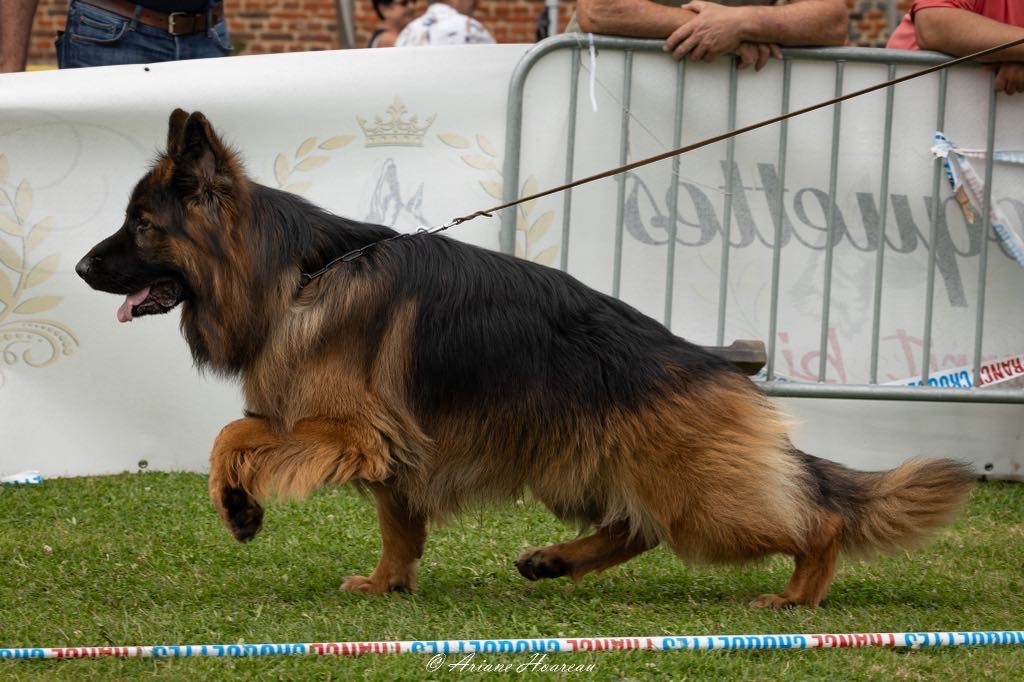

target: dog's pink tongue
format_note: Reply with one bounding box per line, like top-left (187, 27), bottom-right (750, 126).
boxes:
top-left (117, 287), bottom-right (150, 323)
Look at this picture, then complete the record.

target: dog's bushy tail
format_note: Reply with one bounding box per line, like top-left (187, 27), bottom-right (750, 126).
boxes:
top-left (799, 452), bottom-right (974, 556)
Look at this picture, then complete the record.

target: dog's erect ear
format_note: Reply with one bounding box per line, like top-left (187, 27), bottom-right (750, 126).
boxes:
top-left (175, 111), bottom-right (230, 188)
top-left (166, 108), bottom-right (190, 158)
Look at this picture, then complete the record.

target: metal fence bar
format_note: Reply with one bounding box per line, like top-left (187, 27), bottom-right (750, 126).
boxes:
top-left (920, 69), bottom-right (948, 383)
top-left (781, 46), bottom-right (958, 65)
top-left (501, 35), bottom-right (600, 254)
top-left (612, 50), bottom-right (633, 298)
top-left (887, 3), bottom-right (904, 42)
top-left (760, 382), bottom-right (1024, 403)
top-left (972, 80), bottom-right (998, 386)
top-left (559, 47), bottom-right (581, 271)
top-left (664, 59), bottom-right (686, 328)
top-left (817, 61), bottom-right (845, 382)
top-left (869, 63), bottom-right (897, 384)
top-left (716, 59), bottom-right (739, 346)
top-left (766, 58), bottom-right (792, 381)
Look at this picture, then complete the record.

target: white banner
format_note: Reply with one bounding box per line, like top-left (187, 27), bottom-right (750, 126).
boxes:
top-left (0, 47), bottom-right (521, 477)
top-left (1, 45), bottom-right (1022, 479)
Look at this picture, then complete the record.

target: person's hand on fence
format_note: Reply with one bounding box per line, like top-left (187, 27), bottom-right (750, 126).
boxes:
top-left (735, 41), bottom-right (782, 71)
top-left (994, 62), bottom-right (1024, 94)
top-left (663, 0), bottom-right (745, 62)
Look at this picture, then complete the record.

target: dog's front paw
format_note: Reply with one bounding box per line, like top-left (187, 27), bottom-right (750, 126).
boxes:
top-left (340, 575), bottom-right (409, 594)
top-left (749, 593), bottom-right (799, 609)
top-left (219, 486), bottom-right (264, 542)
top-left (514, 548), bottom-right (572, 581)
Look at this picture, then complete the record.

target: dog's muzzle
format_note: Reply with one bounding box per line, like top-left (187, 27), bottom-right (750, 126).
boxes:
top-left (75, 255), bottom-right (99, 280)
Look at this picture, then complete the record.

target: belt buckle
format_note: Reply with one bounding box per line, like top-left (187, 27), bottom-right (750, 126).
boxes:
top-left (167, 11), bottom-right (189, 36)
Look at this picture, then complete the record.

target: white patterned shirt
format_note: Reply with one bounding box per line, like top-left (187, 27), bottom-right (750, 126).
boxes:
top-left (395, 3), bottom-right (496, 47)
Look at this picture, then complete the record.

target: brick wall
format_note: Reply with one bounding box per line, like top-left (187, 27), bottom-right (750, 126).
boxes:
top-left (848, 0), bottom-right (913, 47)
top-left (27, 0), bottom-right (69, 60)
top-left (24, 0), bottom-right (567, 64)
top-left (231, 0), bottom-right (338, 55)
top-left (24, 1), bottom-right (911, 67)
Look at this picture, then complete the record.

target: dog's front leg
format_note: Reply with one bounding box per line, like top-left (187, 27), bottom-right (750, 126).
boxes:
top-left (342, 484), bottom-right (427, 594)
top-left (208, 416), bottom-right (392, 542)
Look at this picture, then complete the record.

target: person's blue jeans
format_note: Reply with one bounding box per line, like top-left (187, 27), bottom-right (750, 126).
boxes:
top-left (56, 1), bottom-right (232, 69)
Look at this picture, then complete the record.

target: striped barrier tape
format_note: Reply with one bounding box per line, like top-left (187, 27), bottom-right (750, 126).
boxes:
top-left (884, 352), bottom-right (1024, 388)
top-left (3, 631), bottom-right (1023, 660)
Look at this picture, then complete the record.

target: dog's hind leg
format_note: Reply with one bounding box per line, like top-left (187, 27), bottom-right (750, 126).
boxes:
top-left (514, 521), bottom-right (655, 583)
top-left (208, 416), bottom-right (392, 542)
top-left (749, 512), bottom-right (843, 608)
top-left (342, 485), bottom-right (427, 594)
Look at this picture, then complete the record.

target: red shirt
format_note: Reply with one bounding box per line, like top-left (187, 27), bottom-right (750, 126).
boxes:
top-left (887, 0), bottom-right (1024, 50)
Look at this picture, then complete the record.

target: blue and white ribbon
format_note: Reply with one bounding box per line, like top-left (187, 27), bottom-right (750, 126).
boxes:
top-left (932, 132), bottom-right (1024, 268)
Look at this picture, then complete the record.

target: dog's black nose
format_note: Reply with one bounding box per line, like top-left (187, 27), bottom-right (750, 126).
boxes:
top-left (75, 255), bottom-right (97, 280)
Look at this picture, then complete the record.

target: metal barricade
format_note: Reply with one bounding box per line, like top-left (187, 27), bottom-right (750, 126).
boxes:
top-left (500, 35), bottom-right (1024, 404)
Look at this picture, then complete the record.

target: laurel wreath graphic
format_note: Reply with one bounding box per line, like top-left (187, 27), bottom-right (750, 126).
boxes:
top-left (0, 155), bottom-right (79, 388)
top-left (272, 134), bottom-right (356, 194)
top-left (437, 132), bottom-right (557, 266)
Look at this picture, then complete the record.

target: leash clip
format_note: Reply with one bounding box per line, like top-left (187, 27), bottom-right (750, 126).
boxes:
top-left (417, 220), bottom-right (457, 236)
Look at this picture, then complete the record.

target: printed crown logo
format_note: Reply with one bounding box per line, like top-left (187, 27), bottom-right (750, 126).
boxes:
top-left (358, 97), bottom-right (435, 148)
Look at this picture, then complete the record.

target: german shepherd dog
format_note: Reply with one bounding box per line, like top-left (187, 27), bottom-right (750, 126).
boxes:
top-left (77, 110), bottom-right (973, 607)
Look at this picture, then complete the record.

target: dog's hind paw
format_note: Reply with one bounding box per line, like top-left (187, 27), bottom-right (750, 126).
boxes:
top-left (220, 486), bottom-right (264, 542)
top-left (514, 548), bottom-right (572, 581)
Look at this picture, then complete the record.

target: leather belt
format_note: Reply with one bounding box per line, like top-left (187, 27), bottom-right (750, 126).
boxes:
top-left (81, 0), bottom-right (224, 36)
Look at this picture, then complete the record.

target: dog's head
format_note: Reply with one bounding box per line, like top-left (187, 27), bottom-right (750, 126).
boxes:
top-left (76, 109), bottom-right (243, 322)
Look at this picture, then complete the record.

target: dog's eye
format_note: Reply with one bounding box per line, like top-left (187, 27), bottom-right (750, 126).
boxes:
top-left (136, 220), bottom-right (152, 233)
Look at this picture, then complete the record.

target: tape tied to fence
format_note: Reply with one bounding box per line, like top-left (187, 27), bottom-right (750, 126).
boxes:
top-left (884, 351), bottom-right (1024, 389)
top-left (931, 132), bottom-right (1024, 269)
top-left (3, 631), bottom-right (1024, 660)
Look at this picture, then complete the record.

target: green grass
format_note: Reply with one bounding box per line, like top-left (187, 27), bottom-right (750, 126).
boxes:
top-left (0, 474), bottom-right (1022, 680)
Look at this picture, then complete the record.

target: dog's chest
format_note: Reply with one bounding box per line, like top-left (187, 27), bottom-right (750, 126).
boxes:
top-left (241, 343), bottom-right (371, 427)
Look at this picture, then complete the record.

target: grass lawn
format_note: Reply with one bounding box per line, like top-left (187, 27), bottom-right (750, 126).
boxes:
top-left (0, 473), bottom-right (1022, 680)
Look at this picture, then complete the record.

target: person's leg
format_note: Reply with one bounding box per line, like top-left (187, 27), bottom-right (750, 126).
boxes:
top-left (57, 0), bottom-right (175, 68)
top-left (177, 11), bottom-right (232, 61)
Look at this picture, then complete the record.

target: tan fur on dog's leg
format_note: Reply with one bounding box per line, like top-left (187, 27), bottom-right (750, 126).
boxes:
top-left (208, 418), bottom-right (272, 542)
top-left (342, 485), bottom-right (427, 594)
top-left (208, 416), bottom-right (393, 542)
top-left (750, 513), bottom-right (843, 608)
top-left (515, 522), bottom-right (655, 583)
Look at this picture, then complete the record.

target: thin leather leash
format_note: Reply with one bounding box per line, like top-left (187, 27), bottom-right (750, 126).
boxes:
top-left (299, 37), bottom-right (1024, 288)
